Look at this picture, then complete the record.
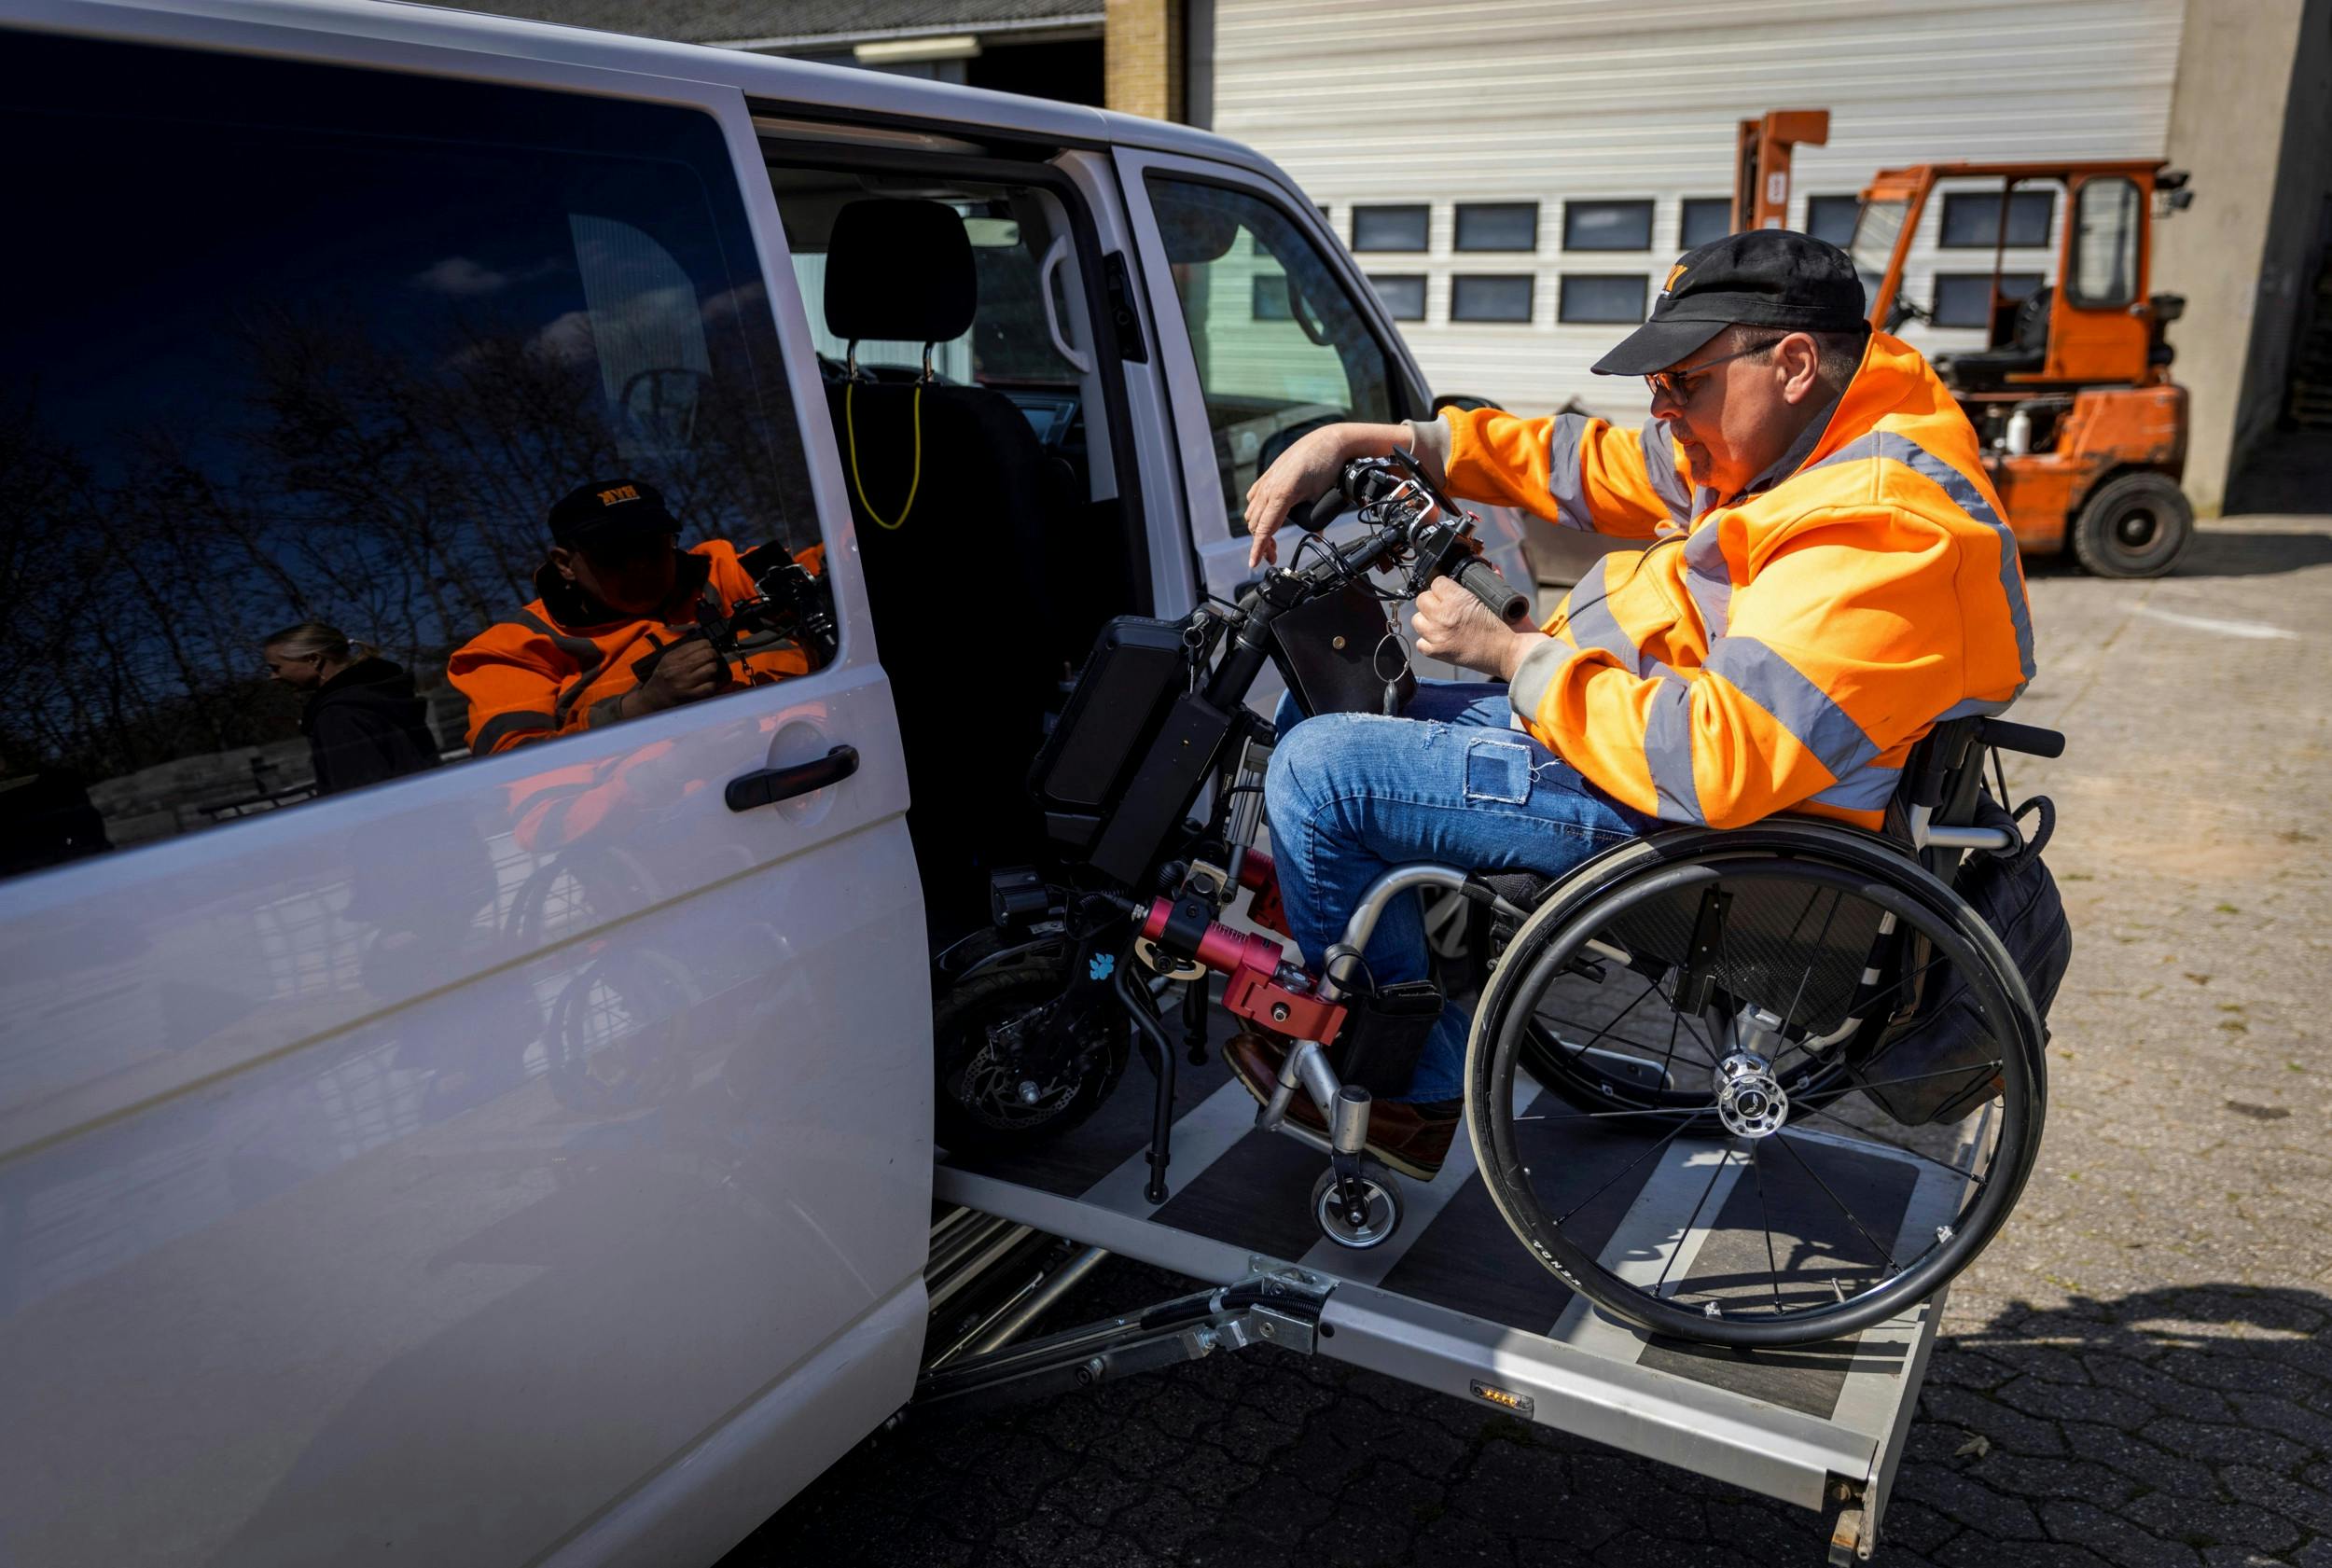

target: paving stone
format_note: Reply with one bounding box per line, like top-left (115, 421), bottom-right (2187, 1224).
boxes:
top-left (2126, 1492), bottom-right (2305, 1555)
top-left (1996, 1375), bottom-right (2158, 1427)
top-left (2063, 1421), bottom-right (2225, 1500)
top-left (2039, 1501), bottom-right (2204, 1568)
top-left (1897, 1470), bottom-right (2047, 1541)
top-left (1927, 1348), bottom-right (2021, 1392)
top-left (1936, 1535), bottom-right (2117, 1567)
top-left (2231, 1393), bottom-right (2332, 1451)
top-left (1968, 1454), bottom-right (2144, 1505)
top-left (2091, 1352), bottom-right (2241, 1421)
top-left (1923, 1384), bottom-right (2073, 1457)
top-left (2159, 1352), bottom-right (2322, 1400)
top-left (1409, 1509), bottom-right (1520, 1566)
top-left (2146, 1417), bottom-right (2316, 1472)
top-left (1456, 1437), bottom-right (1608, 1547)
top-left (1881, 1496), bottom-right (1964, 1557)
top-left (2226, 1469), bottom-right (2332, 1537)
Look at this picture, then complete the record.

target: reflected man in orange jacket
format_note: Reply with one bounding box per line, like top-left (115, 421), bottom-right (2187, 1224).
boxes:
top-left (450, 479), bottom-right (825, 758)
top-left (1228, 231), bottom-right (2036, 1179)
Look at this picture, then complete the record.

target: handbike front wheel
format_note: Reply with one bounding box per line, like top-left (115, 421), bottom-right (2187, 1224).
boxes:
top-left (934, 934), bottom-right (1129, 1156)
top-left (1464, 825), bottom-right (2047, 1348)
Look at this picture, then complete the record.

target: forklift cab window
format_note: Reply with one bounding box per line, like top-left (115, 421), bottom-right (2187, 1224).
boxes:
top-left (2069, 177), bottom-right (2142, 309)
top-left (1848, 197), bottom-right (1909, 311)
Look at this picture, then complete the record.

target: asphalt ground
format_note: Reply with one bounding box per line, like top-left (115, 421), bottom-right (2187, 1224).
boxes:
top-left (729, 450), bottom-right (2332, 1568)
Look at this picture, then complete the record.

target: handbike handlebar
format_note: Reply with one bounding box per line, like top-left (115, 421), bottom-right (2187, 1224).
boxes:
top-left (1290, 450), bottom-right (1529, 622)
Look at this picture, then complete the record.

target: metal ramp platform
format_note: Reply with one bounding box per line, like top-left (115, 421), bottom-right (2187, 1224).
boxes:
top-left (932, 1048), bottom-right (1954, 1563)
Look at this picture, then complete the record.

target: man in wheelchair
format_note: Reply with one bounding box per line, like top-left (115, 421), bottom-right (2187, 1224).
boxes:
top-left (1235, 230), bottom-right (2037, 1181)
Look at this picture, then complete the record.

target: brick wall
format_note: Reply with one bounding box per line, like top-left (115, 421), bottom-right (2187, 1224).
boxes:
top-left (1105, 0), bottom-right (1182, 120)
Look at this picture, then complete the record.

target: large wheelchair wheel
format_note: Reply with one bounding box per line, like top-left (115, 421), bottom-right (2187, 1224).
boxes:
top-left (1464, 822), bottom-right (2047, 1348)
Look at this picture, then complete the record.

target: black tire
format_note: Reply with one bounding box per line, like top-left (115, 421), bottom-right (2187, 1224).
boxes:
top-left (1464, 823), bottom-right (2047, 1349)
top-left (933, 936), bottom-right (1129, 1157)
top-left (1312, 1159), bottom-right (1404, 1249)
top-left (2072, 470), bottom-right (2192, 578)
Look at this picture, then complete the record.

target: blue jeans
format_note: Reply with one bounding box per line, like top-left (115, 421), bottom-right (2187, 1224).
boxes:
top-left (1265, 681), bottom-right (1658, 1103)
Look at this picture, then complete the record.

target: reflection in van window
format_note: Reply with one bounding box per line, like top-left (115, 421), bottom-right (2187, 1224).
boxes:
top-left (0, 34), bottom-right (820, 878)
top-left (1145, 178), bottom-right (1395, 534)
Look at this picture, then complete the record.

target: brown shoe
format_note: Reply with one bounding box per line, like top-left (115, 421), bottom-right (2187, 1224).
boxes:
top-left (1223, 1031), bottom-right (1459, 1181)
top-left (1224, 1030), bottom-right (1326, 1135)
top-left (1353, 1098), bottom-right (1462, 1182)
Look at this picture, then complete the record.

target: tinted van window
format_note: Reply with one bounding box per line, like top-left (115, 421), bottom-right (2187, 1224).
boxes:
top-left (1, 34), bottom-right (820, 877)
top-left (1147, 178), bottom-right (1396, 534)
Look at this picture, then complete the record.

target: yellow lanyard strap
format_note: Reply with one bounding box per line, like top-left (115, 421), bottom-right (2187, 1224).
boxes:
top-left (844, 379), bottom-right (923, 532)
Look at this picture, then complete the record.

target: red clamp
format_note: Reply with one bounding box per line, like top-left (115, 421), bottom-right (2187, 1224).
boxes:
top-left (1236, 849), bottom-right (1292, 938)
top-left (1140, 897), bottom-right (1344, 1045)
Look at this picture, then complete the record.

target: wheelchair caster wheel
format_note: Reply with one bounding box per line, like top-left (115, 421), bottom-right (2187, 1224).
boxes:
top-left (1312, 1159), bottom-right (1403, 1249)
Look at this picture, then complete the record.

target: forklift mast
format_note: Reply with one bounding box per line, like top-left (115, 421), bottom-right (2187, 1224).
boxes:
top-left (1732, 108), bottom-right (1831, 231)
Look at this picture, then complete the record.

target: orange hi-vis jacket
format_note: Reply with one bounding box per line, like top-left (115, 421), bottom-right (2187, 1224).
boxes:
top-left (449, 538), bottom-right (821, 758)
top-left (1420, 332), bottom-right (2034, 830)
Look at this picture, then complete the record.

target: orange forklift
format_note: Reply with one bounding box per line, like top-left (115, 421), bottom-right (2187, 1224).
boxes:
top-left (1849, 160), bottom-right (2196, 576)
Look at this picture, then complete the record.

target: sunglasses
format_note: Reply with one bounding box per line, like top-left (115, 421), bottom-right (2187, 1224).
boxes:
top-left (1645, 338), bottom-right (1786, 405)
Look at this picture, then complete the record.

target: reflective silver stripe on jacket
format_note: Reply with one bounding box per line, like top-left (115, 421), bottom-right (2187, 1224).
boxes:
top-left (1644, 675), bottom-right (1703, 823)
top-left (1545, 412), bottom-right (1595, 530)
top-left (1701, 636), bottom-right (1884, 783)
top-left (1563, 554), bottom-right (1641, 668)
top-left (1682, 524), bottom-right (1733, 638)
top-left (1809, 763), bottom-right (1903, 812)
top-left (1638, 420), bottom-right (1694, 528)
top-left (1805, 430), bottom-right (2037, 692)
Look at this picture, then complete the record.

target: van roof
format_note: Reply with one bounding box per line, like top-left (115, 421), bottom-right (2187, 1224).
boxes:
top-left (22, 0), bottom-right (1304, 196)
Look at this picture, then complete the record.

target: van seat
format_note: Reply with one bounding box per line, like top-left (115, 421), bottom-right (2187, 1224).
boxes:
top-left (821, 199), bottom-right (1062, 923)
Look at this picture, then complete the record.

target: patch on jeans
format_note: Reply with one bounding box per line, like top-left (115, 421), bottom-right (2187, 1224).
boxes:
top-left (1464, 737), bottom-right (1533, 803)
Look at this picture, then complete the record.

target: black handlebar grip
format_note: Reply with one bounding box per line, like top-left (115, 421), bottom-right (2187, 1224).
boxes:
top-left (1298, 488), bottom-right (1349, 533)
top-left (1977, 717), bottom-right (2067, 759)
top-left (1454, 555), bottom-right (1530, 622)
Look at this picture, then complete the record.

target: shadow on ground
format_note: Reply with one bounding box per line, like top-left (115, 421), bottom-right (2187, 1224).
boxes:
top-left (727, 1263), bottom-right (2332, 1568)
top-left (2176, 529), bottom-right (2332, 577)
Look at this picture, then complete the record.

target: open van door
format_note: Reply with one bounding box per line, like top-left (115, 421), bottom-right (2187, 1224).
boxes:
top-left (1111, 149), bottom-right (1535, 681)
top-left (0, 14), bottom-right (928, 1566)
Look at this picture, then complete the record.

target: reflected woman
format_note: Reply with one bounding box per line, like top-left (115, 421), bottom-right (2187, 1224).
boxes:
top-left (260, 622), bottom-right (444, 796)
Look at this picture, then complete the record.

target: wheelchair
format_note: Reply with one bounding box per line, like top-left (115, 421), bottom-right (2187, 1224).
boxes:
top-left (1451, 713), bottom-right (2060, 1347)
top-left (936, 450), bottom-right (2060, 1349)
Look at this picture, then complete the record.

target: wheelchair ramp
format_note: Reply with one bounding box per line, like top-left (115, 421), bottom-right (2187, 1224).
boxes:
top-left (936, 1051), bottom-right (1953, 1558)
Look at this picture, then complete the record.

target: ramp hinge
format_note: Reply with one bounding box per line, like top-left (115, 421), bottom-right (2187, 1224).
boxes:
top-left (913, 1261), bottom-right (1333, 1411)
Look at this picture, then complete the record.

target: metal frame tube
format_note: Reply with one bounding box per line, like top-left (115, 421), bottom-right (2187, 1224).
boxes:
top-left (1318, 865), bottom-right (1475, 1003)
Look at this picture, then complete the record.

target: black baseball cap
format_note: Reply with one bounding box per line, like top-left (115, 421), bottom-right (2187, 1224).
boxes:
top-left (1591, 229), bottom-right (1871, 376)
top-left (548, 478), bottom-right (679, 549)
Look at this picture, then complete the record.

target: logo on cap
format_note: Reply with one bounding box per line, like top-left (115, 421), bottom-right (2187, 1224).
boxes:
top-left (597, 484), bottom-right (641, 506)
top-left (1664, 262), bottom-right (1689, 294)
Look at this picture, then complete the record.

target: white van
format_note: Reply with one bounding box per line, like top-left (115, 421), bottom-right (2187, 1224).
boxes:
top-left (0, 4), bottom-right (1532, 1563)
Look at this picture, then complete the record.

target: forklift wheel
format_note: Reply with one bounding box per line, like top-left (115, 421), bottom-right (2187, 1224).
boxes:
top-left (2073, 471), bottom-right (2193, 578)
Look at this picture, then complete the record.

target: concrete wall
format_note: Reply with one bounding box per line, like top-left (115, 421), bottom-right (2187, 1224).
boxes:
top-left (2154, 0), bottom-right (2329, 514)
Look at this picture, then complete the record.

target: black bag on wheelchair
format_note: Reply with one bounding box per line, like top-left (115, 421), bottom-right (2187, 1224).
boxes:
top-left (1853, 796), bottom-right (2072, 1126)
top-left (1331, 978), bottom-right (1443, 1097)
top-left (1270, 580), bottom-right (1416, 716)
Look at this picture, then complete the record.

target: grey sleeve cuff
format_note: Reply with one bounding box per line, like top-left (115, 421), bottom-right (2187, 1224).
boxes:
top-left (1402, 416), bottom-right (1453, 486)
top-left (1507, 637), bottom-right (1575, 725)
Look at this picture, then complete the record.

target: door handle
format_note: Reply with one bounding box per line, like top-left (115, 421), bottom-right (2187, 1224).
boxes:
top-left (726, 744), bottom-right (858, 812)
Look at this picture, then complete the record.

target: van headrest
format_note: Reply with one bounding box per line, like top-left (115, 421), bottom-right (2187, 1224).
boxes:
top-left (824, 200), bottom-right (976, 344)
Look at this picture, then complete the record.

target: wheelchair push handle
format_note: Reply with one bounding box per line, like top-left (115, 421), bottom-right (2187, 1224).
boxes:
top-left (1978, 717), bottom-right (2066, 758)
